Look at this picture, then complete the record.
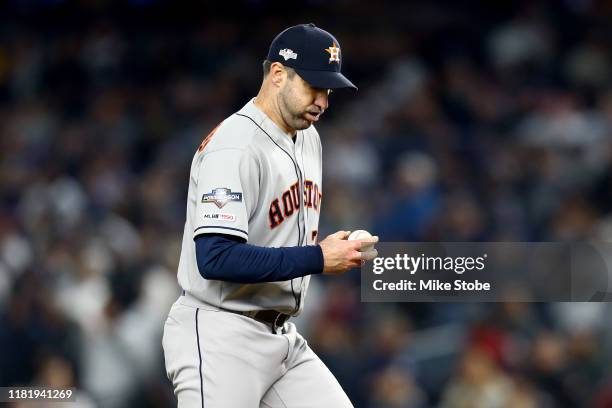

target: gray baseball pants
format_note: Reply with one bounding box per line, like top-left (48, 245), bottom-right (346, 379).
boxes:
top-left (162, 297), bottom-right (354, 408)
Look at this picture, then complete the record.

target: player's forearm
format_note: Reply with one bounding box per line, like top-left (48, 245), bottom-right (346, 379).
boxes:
top-left (195, 234), bottom-right (324, 283)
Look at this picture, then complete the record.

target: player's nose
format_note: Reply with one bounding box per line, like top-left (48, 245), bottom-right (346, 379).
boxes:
top-left (314, 90), bottom-right (329, 112)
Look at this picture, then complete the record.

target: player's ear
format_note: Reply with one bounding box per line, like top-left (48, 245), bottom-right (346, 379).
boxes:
top-left (269, 62), bottom-right (286, 88)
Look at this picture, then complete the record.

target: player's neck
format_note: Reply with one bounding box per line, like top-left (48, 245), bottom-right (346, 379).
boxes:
top-left (254, 94), bottom-right (297, 138)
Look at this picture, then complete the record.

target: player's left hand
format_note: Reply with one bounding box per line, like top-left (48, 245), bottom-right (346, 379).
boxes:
top-left (319, 231), bottom-right (378, 274)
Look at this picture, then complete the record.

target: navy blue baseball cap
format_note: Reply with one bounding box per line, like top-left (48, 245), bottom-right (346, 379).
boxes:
top-left (267, 23), bottom-right (357, 90)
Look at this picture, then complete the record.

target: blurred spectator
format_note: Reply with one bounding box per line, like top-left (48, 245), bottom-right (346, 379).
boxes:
top-left (440, 346), bottom-right (516, 408)
top-left (369, 365), bottom-right (427, 408)
top-left (374, 151), bottom-right (441, 241)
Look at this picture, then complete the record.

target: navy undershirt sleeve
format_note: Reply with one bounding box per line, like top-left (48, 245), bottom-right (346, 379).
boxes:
top-left (195, 234), bottom-right (324, 283)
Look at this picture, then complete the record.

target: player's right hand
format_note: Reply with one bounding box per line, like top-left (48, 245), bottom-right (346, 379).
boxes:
top-left (318, 230), bottom-right (379, 275)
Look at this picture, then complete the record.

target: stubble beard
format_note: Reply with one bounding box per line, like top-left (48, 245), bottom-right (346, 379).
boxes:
top-left (279, 88), bottom-right (311, 132)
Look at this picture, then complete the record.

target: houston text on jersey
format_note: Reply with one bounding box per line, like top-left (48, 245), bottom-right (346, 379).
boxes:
top-left (269, 180), bottom-right (322, 229)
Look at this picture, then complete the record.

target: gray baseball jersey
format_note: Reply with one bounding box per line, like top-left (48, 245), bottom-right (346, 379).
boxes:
top-left (176, 98), bottom-right (322, 315)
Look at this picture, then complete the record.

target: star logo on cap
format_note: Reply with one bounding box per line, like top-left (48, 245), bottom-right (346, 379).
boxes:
top-left (325, 42), bottom-right (340, 64)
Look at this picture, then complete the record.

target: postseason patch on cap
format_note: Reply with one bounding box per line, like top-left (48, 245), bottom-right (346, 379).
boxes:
top-left (279, 48), bottom-right (298, 61)
top-left (202, 188), bottom-right (243, 209)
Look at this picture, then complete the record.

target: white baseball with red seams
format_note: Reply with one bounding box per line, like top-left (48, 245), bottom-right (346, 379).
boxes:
top-left (348, 229), bottom-right (376, 252)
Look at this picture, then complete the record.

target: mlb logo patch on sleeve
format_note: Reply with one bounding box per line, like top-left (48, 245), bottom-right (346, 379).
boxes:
top-left (202, 188), bottom-right (243, 209)
top-left (203, 212), bottom-right (236, 222)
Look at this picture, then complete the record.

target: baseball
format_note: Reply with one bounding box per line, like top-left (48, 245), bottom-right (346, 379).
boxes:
top-left (348, 229), bottom-right (376, 252)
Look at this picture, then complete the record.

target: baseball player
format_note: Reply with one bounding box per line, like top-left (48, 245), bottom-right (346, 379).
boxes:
top-left (162, 23), bottom-right (378, 408)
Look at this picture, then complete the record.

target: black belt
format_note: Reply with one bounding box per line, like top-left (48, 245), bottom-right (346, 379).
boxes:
top-left (179, 291), bottom-right (290, 333)
top-left (241, 310), bottom-right (290, 332)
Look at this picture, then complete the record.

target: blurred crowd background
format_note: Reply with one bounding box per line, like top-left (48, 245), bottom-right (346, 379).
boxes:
top-left (1, 0), bottom-right (612, 407)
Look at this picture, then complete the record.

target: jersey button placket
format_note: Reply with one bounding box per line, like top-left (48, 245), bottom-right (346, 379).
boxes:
top-left (294, 135), bottom-right (307, 247)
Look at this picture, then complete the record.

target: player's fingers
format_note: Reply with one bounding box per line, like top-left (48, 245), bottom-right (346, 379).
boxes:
top-left (348, 249), bottom-right (363, 261)
top-left (350, 240), bottom-right (364, 250)
top-left (331, 230), bottom-right (350, 240)
top-left (360, 249), bottom-right (378, 261)
top-left (351, 237), bottom-right (378, 250)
